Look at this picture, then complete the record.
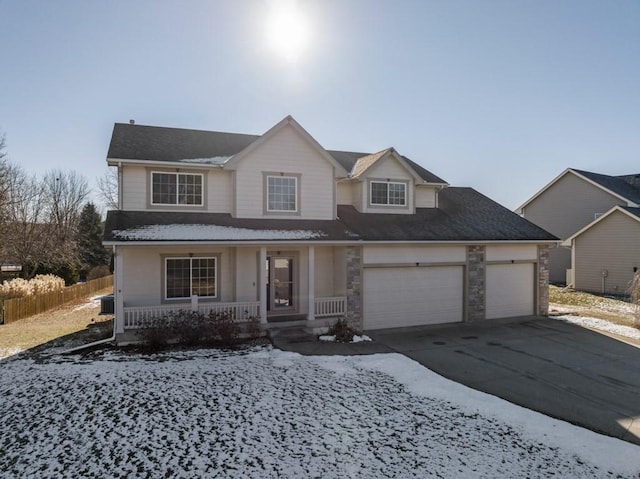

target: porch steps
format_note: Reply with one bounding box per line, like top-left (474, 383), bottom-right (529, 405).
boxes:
top-left (267, 314), bottom-right (307, 323)
top-left (266, 317), bottom-right (335, 347)
top-left (268, 326), bottom-right (316, 344)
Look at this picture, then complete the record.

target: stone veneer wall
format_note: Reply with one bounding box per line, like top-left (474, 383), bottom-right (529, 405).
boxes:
top-left (345, 246), bottom-right (363, 331)
top-left (537, 245), bottom-right (550, 316)
top-left (466, 245), bottom-right (486, 321)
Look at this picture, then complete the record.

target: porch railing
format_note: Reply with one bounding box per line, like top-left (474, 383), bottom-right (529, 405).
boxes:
top-left (123, 297), bottom-right (345, 329)
top-left (124, 301), bottom-right (260, 330)
top-left (314, 296), bottom-right (346, 318)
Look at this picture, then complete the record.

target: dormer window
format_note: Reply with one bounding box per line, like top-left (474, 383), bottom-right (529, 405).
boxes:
top-left (151, 172), bottom-right (203, 206)
top-left (370, 181), bottom-right (406, 206)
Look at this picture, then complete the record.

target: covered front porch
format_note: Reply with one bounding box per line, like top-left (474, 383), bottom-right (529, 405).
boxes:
top-left (112, 244), bottom-right (357, 340)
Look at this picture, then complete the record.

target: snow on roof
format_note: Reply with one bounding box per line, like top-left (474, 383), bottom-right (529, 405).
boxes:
top-left (177, 156), bottom-right (231, 165)
top-left (113, 224), bottom-right (326, 241)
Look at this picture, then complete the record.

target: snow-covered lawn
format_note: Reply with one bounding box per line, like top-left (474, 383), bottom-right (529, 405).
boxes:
top-left (554, 314), bottom-right (640, 341)
top-left (1, 346), bottom-right (638, 478)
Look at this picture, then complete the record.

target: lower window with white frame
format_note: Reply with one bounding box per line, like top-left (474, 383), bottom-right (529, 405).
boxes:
top-left (165, 256), bottom-right (217, 300)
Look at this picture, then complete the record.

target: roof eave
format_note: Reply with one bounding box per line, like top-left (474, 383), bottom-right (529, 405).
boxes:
top-left (106, 157), bottom-right (226, 169)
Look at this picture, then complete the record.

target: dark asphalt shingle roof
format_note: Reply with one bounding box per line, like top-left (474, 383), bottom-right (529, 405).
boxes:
top-left (104, 187), bottom-right (557, 243)
top-left (573, 169), bottom-right (640, 204)
top-left (107, 123), bottom-right (446, 183)
top-left (620, 206), bottom-right (640, 220)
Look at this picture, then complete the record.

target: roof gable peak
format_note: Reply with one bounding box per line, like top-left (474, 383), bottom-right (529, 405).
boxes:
top-left (223, 115), bottom-right (348, 175)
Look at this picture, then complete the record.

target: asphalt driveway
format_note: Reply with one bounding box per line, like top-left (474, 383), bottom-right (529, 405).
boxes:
top-left (275, 316), bottom-right (640, 445)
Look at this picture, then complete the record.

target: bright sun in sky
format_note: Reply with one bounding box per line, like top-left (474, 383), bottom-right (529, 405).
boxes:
top-left (265, 0), bottom-right (311, 63)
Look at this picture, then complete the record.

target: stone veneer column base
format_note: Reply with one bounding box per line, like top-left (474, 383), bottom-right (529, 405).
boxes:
top-left (466, 245), bottom-right (486, 322)
top-left (537, 245), bottom-right (550, 316)
top-left (345, 246), bottom-right (363, 331)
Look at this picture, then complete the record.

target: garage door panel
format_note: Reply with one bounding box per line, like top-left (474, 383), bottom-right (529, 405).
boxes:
top-left (486, 263), bottom-right (534, 319)
top-left (364, 266), bottom-right (463, 330)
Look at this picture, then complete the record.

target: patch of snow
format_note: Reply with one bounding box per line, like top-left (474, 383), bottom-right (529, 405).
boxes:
top-left (554, 314), bottom-right (640, 340)
top-left (318, 334), bottom-right (372, 343)
top-left (177, 156), bottom-right (231, 165)
top-left (0, 347), bottom-right (638, 478)
top-left (71, 295), bottom-right (102, 312)
top-left (113, 224), bottom-right (326, 241)
top-left (318, 335), bottom-right (336, 342)
top-left (351, 334), bottom-right (371, 343)
top-left (0, 346), bottom-right (23, 361)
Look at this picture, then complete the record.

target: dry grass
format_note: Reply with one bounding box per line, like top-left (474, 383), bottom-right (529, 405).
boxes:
top-left (0, 288), bottom-right (114, 357)
top-left (549, 285), bottom-right (638, 327)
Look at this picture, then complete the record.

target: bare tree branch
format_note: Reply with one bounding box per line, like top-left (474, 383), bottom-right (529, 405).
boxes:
top-left (96, 167), bottom-right (119, 210)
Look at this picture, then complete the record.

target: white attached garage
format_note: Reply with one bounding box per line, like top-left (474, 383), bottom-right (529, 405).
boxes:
top-left (486, 263), bottom-right (535, 319)
top-left (363, 265), bottom-right (464, 330)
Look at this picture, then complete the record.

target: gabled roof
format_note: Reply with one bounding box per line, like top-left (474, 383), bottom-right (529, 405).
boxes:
top-left (106, 117), bottom-right (446, 184)
top-left (107, 123), bottom-right (258, 164)
top-left (104, 187), bottom-right (557, 244)
top-left (518, 168), bottom-right (640, 212)
top-left (562, 206), bottom-right (640, 246)
top-left (572, 169), bottom-right (640, 205)
top-left (223, 116), bottom-right (348, 175)
top-left (347, 147), bottom-right (445, 185)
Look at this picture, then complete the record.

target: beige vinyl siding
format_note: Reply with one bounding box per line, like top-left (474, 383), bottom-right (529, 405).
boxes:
top-left (573, 211), bottom-right (640, 295)
top-left (353, 182), bottom-right (363, 211)
top-left (234, 247), bottom-right (259, 302)
top-left (208, 170), bottom-right (233, 212)
top-left (362, 156), bottom-right (414, 214)
top-left (233, 124), bottom-right (335, 219)
top-left (363, 245), bottom-right (465, 264)
top-left (522, 172), bottom-right (625, 283)
top-left (120, 246), bottom-right (233, 307)
top-left (415, 186), bottom-right (437, 208)
top-left (336, 182), bottom-right (354, 206)
top-left (121, 165), bottom-right (147, 210)
top-left (315, 247), bottom-right (342, 297)
top-left (485, 244), bottom-right (537, 262)
top-left (120, 165), bottom-right (232, 213)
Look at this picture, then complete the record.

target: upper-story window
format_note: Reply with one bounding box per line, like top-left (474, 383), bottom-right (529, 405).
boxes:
top-left (370, 181), bottom-right (406, 206)
top-left (267, 175), bottom-right (297, 212)
top-left (152, 172), bottom-right (203, 206)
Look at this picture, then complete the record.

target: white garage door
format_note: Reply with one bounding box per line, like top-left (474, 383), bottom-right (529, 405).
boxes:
top-left (363, 266), bottom-right (463, 330)
top-left (486, 263), bottom-right (534, 319)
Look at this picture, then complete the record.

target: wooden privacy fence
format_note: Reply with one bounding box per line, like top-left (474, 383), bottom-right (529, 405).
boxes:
top-left (0, 275), bottom-right (113, 325)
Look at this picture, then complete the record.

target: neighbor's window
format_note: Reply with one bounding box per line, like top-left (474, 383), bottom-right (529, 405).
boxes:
top-left (165, 257), bottom-right (216, 299)
top-left (370, 181), bottom-right (406, 206)
top-left (152, 172), bottom-right (203, 206)
top-left (267, 176), bottom-right (297, 212)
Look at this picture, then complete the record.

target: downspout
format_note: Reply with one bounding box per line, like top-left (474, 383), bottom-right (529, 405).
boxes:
top-left (118, 161), bottom-right (123, 209)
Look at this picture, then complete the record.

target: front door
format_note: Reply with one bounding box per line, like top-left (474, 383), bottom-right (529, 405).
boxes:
top-left (266, 256), bottom-right (295, 312)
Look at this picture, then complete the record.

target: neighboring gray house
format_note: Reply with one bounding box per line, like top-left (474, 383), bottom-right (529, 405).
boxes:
top-left (103, 115), bottom-right (556, 345)
top-left (562, 206), bottom-right (640, 295)
top-left (517, 168), bottom-right (640, 289)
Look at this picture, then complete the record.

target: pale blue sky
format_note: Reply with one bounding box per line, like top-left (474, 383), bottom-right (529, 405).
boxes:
top-left (1, 0), bottom-right (639, 210)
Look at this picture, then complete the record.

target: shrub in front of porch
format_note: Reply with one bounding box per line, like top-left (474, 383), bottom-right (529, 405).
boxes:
top-left (136, 309), bottom-right (261, 349)
top-left (326, 317), bottom-right (358, 342)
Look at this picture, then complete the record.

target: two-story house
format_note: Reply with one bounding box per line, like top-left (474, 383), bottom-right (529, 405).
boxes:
top-left (103, 116), bottom-right (556, 345)
top-left (517, 168), bottom-right (640, 294)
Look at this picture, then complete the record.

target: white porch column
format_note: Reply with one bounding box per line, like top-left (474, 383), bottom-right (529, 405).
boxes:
top-left (259, 247), bottom-right (267, 324)
top-left (114, 246), bottom-right (125, 334)
top-left (308, 246), bottom-right (315, 321)
top-left (191, 295), bottom-right (199, 312)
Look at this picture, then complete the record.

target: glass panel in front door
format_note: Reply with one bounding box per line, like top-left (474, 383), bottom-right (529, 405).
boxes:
top-left (273, 257), bottom-right (293, 309)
